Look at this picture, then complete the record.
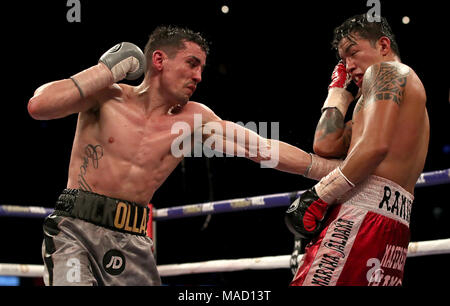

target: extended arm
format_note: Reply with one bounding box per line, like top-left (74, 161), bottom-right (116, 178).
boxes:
top-left (202, 119), bottom-right (314, 173)
top-left (197, 111), bottom-right (342, 178)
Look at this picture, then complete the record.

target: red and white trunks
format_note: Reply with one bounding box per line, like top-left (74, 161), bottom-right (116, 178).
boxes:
top-left (291, 175), bottom-right (414, 286)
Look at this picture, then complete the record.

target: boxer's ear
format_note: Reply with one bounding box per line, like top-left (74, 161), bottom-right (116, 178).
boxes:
top-left (152, 50), bottom-right (167, 71)
top-left (377, 36), bottom-right (391, 56)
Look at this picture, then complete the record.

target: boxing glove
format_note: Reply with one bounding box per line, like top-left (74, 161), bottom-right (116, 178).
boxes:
top-left (286, 167), bottom-right (354, 238)
top-left (99, 42), bottom-right (146, 82)
top-left (328, 60), bottom-right (359, 97)
top-left (321, 61), bottom-right (359, 116)
top-left (285, 188), bottom-right (330, 238)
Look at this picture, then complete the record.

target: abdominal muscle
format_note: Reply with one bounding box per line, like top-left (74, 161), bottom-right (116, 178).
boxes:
top-left (65, 109), bottom-right (185, 206)
top-left (66, 144), bottom-right (181, 206)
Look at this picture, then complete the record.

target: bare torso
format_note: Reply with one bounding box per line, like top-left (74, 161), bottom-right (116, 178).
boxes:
top-left (349, 63), bottom-right (429, 193)
top-left (66, 84), bottom-right (209, 206)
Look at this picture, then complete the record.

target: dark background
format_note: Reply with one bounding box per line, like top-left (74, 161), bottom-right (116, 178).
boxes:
top-left (0, 0), bottom-right (448, 287)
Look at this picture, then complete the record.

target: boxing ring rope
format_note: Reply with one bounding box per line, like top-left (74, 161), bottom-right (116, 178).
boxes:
top-left (1, 238), bottom-right (450, 278)
top-left (2, 169), bottom-right (449, 220)
top-left (0, 168), bottom-right (449, 278)
top-left (154, 168), bottom-right (450, 220)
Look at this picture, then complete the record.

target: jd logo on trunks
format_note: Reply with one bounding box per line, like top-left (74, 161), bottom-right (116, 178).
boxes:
top-left (103, 250), bottom-right (126, 275)
top-left (378, 186), bottom-right (412, 223)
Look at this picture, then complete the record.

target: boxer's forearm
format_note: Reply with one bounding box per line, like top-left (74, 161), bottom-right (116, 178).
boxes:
top-left (340, 140), bottom-right (388, 186)
top-left (313, 108), bottom-right (352, 158)
top-left (314, 88), bottom-right (355, 158)
top-left (271, 141), bottom-right (343, 178)
top-left (28, 63), bottom-right (112, 120)
top-left (321, 87), bottom-right (354, 118)
top-left (268, 140), bottom-right (311, 174)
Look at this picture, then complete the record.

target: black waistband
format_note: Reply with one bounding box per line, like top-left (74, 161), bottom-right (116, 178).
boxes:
top-left (54, 189), bottom-right (149, 236)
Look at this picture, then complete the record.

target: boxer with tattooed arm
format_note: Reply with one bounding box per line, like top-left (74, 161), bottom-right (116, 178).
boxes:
top-left (286, 14), bottom-right (429, 286)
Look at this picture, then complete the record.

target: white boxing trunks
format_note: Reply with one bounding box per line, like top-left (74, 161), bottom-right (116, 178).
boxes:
top-left (291, 175), bottom-right (414, 286)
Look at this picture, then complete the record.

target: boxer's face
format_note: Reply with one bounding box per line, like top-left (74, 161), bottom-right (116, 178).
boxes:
top-left (160, 41), bottom-right (206, 105)
top-left (337, 33), bottom-right (388, 88)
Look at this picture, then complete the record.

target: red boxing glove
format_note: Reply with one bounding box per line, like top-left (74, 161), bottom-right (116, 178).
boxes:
top-left (285, 188), bottom-right (330, 238)
top-left (302, 195), bottom-right (329, 232)
top-left (328, 61), bottom-right (359, 97)
top-left (285, 167), bottom-right (355, 239)
top-left (329, 61), bottom-right (351, 89)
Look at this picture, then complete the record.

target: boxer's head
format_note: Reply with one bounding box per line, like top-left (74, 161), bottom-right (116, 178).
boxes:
top-left (144, 25), bottom-right (209, 104)
top-left (332, 14), bottom-right (400, 87)
top-left (145, 25), bottom-right (209, 63)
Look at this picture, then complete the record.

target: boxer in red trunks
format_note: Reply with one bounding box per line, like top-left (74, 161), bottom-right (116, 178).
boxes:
top-left (285, 14), bottom-right (429, 286)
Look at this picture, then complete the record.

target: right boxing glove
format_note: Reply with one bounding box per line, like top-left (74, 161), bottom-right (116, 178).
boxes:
top-left (99, 42), bottom-right (146, 82)
top-left (328, 60), bottom-right (359, 97)
top-left (321, 61), bottom-right (359, 116)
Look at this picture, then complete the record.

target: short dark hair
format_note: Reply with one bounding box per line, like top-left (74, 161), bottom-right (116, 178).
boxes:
top-left (144, 25), bottom-right (209, 61)
top-left (331, 14), bottom-right (400, 58)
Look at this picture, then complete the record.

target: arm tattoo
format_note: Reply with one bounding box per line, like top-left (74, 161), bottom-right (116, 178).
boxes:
top-left (315, 108), bottom-right (345, 141)
top-left (78, 144), bottom-right (104, 192)
top-left (357, 62), bottom-right (409, 113)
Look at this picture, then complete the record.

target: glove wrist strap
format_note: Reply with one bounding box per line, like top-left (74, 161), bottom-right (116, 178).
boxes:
top-left (70, 63), bottom-right (114, 98)
top-left (321, 88), bottom-right (354, 117)
top-left (304, 154), bottom-right (342, 181)
top-left (315, 167), bottom-right (355, 204)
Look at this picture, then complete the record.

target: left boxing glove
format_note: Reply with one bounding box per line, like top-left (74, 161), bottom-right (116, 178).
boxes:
top-left (70, 42), bottom-right (146, 99)
top-left (286, 167), bottom-right (355, 238)
top-left (99, 42), bottom-right (146, 82)
top-left (285, 188), bottom-right (330, 239)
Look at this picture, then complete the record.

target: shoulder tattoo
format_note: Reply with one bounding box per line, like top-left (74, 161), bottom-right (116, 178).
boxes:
top-left (358, 62), bottom-right (410, 112)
